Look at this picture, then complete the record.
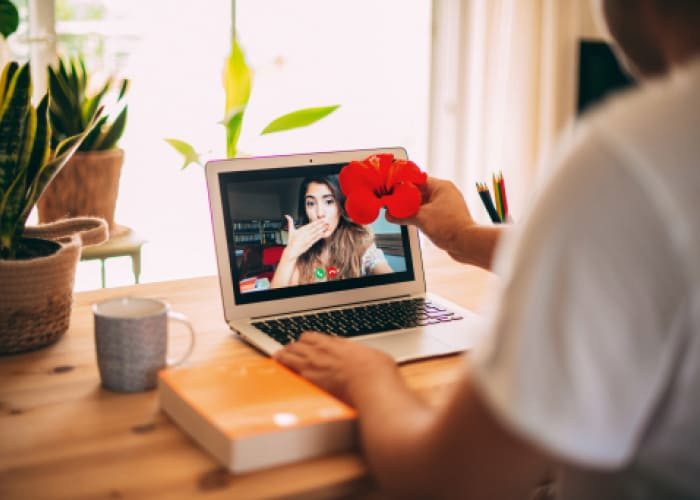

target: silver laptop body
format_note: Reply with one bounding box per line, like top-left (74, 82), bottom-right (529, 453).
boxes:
top-left (205, 147), bottom-right (483, 363)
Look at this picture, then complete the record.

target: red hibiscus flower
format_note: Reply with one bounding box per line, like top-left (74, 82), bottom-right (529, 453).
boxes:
top-left (339, 154), bottom-right (427, 225)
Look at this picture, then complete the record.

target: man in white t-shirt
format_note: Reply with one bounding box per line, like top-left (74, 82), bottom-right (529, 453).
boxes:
top-left (274, 1), bottom-right (700, 498)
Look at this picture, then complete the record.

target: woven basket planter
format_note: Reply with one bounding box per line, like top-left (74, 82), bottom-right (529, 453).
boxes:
top-left (37, 149), bottom-right (124, 234)
top-left (0, 218), bottom-right (108, 355)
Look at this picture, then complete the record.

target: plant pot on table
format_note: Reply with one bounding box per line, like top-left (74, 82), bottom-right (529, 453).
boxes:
top-left (0, 218), bottom-right (108, 354)
top-left (37, 149), bottom-right (124, 235)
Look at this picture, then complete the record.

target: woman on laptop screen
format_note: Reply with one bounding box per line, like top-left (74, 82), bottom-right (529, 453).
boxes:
top-left (271, 175), bottom-right (393, 288)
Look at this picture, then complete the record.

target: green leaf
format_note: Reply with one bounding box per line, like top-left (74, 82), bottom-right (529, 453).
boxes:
top-left (25, 93), bottom-right (50, 185)
top-left (0, 0), bottom-right (19, 39)
top-left (0, 161), bottom-right (28, 251)
top-left (94, 105), bottom-right (127, 150)
top-left (56, 58), bottom-right (76, 109)
top-left (48, 64), bottom-right (80, 138)
top-left (0, 62), bottom-right (31, 200)
top-left (117, 79), bottom-right (129, 101)
top-left (68, 58), bottom-right (81, 102)
top-left (225, 110), bottom-right (244, 158)
top-left (220, 105), bottom-right (245, 126)
top-left (224, 38), bottom-right (251, 115)
top-left (3, 104), bottom-right (36, 226)
top-left (79, 114), bottom-right (107, 151)
top-left (260, 105), bottom-right (340, 135)
top-left (13, 133), bottom-right (82, 246)
top-left (0, 60), bottom-right (21, 120)
top-left (0, 105), bottom-right (34, 230)
top-left (78, 56), bottom-right (87, 97)
top-left (0, 113), bottom-right (31, 243)
top-left (54, 131), bottom-right (83, 158)
top-left (16, 98), bottom-right (36, 173)
top-left (55, 58), bottom-right (81, 125)
top-left (47, 56), bottom-right (128, 153)
top-left (82, 78), bottom-right (109, 126)
top-left (164, 138), bottom-right (201, 170)
top-left (47, 66), bottom-right (73, 115)
top-left (0, 60), bottom-right (18, 106)
top-left (20, 123), bottom-right (92, 227)
top-left (57, 58), bottom-right (69, 84)
top-left (48, 108), bottom-right (69, 147)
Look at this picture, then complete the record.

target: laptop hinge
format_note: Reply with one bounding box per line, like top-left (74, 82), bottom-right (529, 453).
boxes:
top-left (249, 293), bottom-right (414, 320)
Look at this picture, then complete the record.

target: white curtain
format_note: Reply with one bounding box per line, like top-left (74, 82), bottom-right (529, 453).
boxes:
top-left (0, 0), bottom-right (56, 101)
top-left (28, 0), bottom-right (56, 100)
top-left (428, 0), bottom-right (604, 222)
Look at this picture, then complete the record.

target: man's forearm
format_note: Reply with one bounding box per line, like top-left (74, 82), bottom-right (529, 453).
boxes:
top-left (348, 371), bottom-right (438, 498)
top-left (448, 225), bottom-right (503, 271)
top-left (349, 370), bottom-right (550, 499)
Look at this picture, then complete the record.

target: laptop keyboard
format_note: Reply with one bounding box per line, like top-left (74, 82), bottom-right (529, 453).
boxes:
top-left (251, 298), bottom-right (463, 345)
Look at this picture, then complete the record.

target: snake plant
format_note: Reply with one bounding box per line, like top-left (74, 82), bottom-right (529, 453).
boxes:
top-left (0, 61), bottom-right (97, 259)
top-left (48, 56), bottom-right (128, 151)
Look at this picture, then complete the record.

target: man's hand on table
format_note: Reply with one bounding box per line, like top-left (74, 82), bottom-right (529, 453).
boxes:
top-left (273, 331), bottom-right (400, 407)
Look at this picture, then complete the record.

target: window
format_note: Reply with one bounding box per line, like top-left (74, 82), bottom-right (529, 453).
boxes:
top-left (21, 0), bottom-right (431, 289)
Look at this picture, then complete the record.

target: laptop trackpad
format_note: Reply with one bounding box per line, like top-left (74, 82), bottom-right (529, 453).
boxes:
top-left (358, 332), bottom-right (452, 363)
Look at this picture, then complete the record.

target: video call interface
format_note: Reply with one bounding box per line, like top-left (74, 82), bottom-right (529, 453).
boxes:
top-left (220, 163), bottom-right (415, 304)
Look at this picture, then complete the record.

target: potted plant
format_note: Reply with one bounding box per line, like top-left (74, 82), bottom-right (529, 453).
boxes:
top-left (0, 60), bottom-right (107, 354)
top-left (36, 56), bottom-right (128, 235)
top-left (166, 38), bottom-right (339, 168)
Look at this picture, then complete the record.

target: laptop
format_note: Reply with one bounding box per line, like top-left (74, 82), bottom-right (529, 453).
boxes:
top-left (205, 147), bottom-right (484, 363)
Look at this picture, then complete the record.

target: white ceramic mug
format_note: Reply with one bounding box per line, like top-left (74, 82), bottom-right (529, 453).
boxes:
top-left (93, 297), bottom-right (195, 392)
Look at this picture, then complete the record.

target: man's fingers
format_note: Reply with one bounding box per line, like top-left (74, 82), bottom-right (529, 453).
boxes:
top-left (281, 332), bottom-right (336, 358)
top-left (274, 347), bottom-right (310, 372)
top-left (298, 331), bottom-right (345, 348)
top-left (296, 330), bottom-right (323, 343)
top-left (384, 177), bottom-right (444, 225)
top-left (386, 212), bottom-right (416, 226)
top-left (274, 333), bottom-right (341, 372)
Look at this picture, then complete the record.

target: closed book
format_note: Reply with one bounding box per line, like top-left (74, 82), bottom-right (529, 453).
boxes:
top-left (158, 357), bottom-right (357, 474)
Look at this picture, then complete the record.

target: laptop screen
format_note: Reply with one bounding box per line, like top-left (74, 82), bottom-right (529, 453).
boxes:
top-left (219, 162), bottom-right (416, 305)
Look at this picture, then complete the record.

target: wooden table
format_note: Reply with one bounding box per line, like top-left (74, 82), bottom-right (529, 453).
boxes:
top-left (0, 243), bottom-right (496, 499)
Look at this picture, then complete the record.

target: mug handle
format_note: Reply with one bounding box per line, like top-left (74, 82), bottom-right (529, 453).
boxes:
top-left (166, 311), bottom-right (196, 366)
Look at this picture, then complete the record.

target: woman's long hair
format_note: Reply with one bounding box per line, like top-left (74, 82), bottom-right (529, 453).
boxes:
top-left (295, 175), bottom-right (373, 283)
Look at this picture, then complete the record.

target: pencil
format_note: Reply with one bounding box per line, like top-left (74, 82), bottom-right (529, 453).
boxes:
top-left (498, 172), bottom-right (509, 222)
top-left (476, 183), bottom-right (502, 223)
top-left (492, 174), bottom-right (503, 221)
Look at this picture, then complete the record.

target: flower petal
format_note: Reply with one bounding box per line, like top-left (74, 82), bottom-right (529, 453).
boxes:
top-left (340, 154), bottom-right (428, 223)
top-left (345, 189), bottom-right (382, 225)
top-left (339, 160), bottom-right (383, 195)
top-left (365, 153), bottom-right (394, 172)
top-left (388, 160), bottom-right (427, 189)
top-left (384, 182), bottom-right (422, 219)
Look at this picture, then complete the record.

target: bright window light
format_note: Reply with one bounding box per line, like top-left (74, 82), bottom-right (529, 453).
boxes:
top-left (39, 0), bottom-right (431, 290)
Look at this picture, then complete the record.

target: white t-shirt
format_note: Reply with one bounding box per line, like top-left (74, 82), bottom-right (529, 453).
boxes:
top-left (471, 57), bottom-right (700, 499)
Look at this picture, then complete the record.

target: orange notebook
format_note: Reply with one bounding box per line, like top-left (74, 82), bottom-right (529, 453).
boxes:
top-left (158, 358), bottom-right (357, 473)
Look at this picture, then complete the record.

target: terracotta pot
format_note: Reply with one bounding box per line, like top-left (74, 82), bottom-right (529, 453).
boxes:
top-left (0, 218), bottom-right (108, 354)
top-left (37, 149), bottom-right (124, 233)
